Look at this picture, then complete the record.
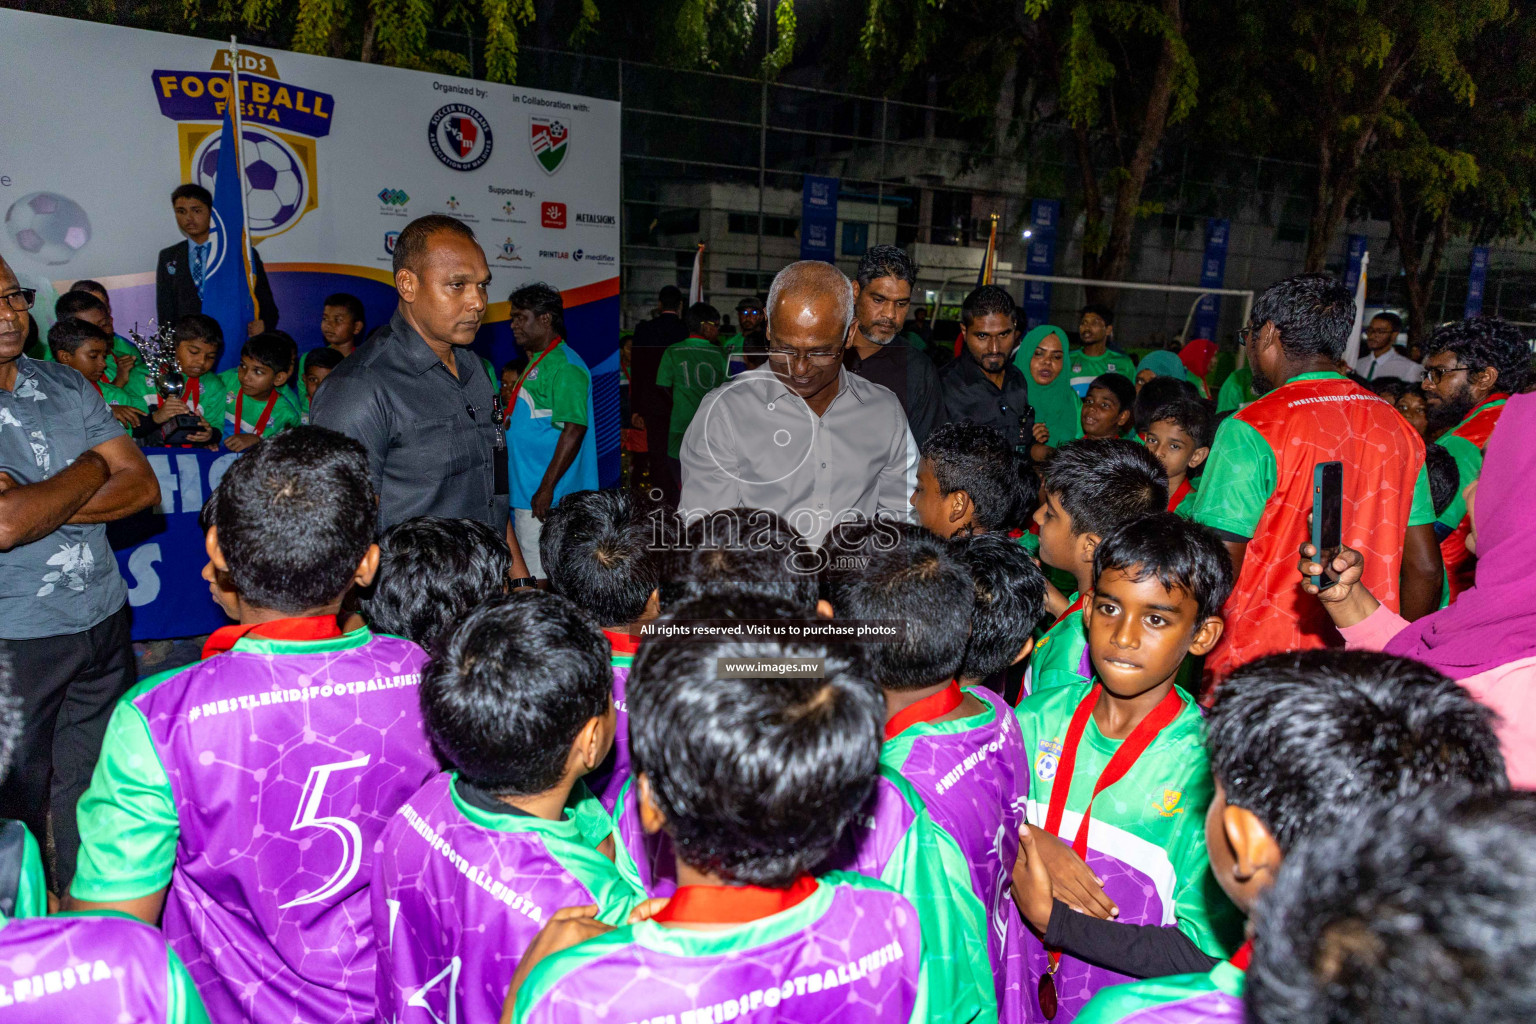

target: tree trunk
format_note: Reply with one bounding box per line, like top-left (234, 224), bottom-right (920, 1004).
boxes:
top-left (1387, 171), bottom-right (1452, 350)
top-left (1073, 124), bottom-right (1105, 285)
top-left (359, 10), bottom-right (378, 64)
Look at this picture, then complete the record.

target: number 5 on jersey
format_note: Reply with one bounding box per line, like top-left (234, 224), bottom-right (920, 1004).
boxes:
top-left (279, 755), bottom-right (370, 909)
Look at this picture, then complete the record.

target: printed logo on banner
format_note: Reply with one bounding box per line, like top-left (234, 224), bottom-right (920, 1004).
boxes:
top-left (497, 238), bottom-right (524, 263)
top-left (445, 196), bottom-right (461, 210)
top-left (385, 231), bottom-right (400, 255)
top-left (530, 117), bottom-right (569, 174)
top-left (378, 188), bottom-right (409, 206)
top-left (429, 103), bottom-right (493, 172)
top-left (538, 249), bottom-right (570, 260)
top-left (542, 202), bottom-right (566, 229)
top-left (153, 54), bottom-right (332, 238)
top-left (575, 211), bottom-right (616, 225)
top-left (572, 249), bottom-right (615, 265)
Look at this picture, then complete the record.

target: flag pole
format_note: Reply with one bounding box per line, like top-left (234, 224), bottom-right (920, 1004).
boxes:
top-left (228, 36), bottom-right (259, 325)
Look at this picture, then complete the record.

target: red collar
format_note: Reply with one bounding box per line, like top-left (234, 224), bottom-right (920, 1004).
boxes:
top-left (884, 680), bottom-right (965, 740)
top-left (202, 614), bottom-right (346, 659)
top-left (1229, 940), bottom-right (1252, 972)
top-left (651, 875), bottom-right (817, 925)
top-left (1167, 478), bottom-right (1192, 513)
top-left (604, 628), bottom-right (642, 656)
top-left (1051, 592), bottom-right (1088, 630)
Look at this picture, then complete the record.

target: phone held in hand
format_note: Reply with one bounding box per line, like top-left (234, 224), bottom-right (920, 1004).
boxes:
top-left (1311, 461), bottom-right (1344, 589)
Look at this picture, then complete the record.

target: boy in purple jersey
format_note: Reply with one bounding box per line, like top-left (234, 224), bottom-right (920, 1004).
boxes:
top-left (364, 515), bottom-right (511, 654)
top-left (68, 427), bottom-right (439, 1024)
top-left (506, 592), bottom-right (965, 1024)
top-left (374, 590), bottom-right (651, 1024)
top-left (828, 524), bottom-right (1044, 1024)
top-left (1070, 649), bottom-right (1507, 1024)
top-left (540, 489), bottom-right (669, 810)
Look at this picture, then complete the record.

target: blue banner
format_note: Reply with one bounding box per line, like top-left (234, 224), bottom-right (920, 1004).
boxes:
top-left (1191, 218), bottom-right (1231, 341)
top-left (1343, 234), bottom-right (1368, 292)
top-left (799, 175), bottom-right (839, 263)
top-left (204, 102), bottom-right (257, 371)
top-left (1022, 199), bottom-right (1060, 330)
top-left (1465, 246), bottom-right (1490, 317)
top-left (109, 448), bottom-right (240, 641)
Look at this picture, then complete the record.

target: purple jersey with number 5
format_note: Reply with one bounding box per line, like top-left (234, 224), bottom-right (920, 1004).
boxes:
top-left (0, 914), bottom-right (168, 1019)
top-left (134, 633), bottom-right (437, 1024)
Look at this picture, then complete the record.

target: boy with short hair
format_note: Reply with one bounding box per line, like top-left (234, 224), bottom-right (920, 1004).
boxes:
top-left (509, 595), bottom-right (968, 1024)
top-left (953, 532), bottom-right (1047, 696)
top-left (137, 314), bottom-right (225, 447)
top-left (1012, 512), bottom-right (1243, 1021)
top-left (912, 422), bottom-right (1020, 539)
top-left (1141, 398), bottom-right (1213, 517)
top-left (1081, 373), bottom-right (1135, 439)
top-left (1070, 304), bottom-right (1135, 396)
top-left (540, 488), bottom-right (663, 811)
top-left (1029, 439), bottom-right (1168, 695)
top-left (1071, 648), bottom-right (1507, 1024)
top-left (828, 526), bottom-right (1033, 1024)
top-left (1247, 789), bottom-right (1533, 1024)
top-left (68, 427), bottom-right (439, 1024)
top-left (364, 515), bottom-right (511, 654)
top-left (58, 286), bottom-right (140, 389)
top-left (223, 332), bottom-right (301, 450)
top-left (661, 507), bottom-right (819, 613)
top-left (373, 591), bottom-right (647, 1024)
top-left (319, 292), bottom-right (365, 357)
top-left (300, 345), bottom-right (344, 418)
top-left (48, 318), bottom-right (143, 428)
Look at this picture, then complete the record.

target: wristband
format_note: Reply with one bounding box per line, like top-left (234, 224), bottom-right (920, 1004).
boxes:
top-left (509, 576), bottom-right (540, 590)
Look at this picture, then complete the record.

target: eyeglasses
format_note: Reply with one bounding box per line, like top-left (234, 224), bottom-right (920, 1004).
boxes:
top-left (1424, 364), bottom-right (1477, 385)
top-left (738, 307), bottom-right (763, 316)
top-left (0, 289), bottom-right (36, 312)
top-left (766, 349), bottom-right (841, 366)
top-left (1238, 324), bottom-right (1257, 343)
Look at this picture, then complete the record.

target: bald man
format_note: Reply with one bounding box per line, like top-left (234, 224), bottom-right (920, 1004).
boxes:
top-left (678, 260), bottom-right (917, 545)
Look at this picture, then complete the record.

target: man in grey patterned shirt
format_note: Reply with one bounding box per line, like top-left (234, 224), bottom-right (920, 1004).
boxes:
top-left (0, 250), bottom-right (159, 891)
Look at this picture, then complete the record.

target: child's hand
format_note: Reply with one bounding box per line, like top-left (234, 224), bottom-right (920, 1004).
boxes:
top-left (1011, 824), bottom-right (1057, 932)
top-left (113, 354), bottom-right (135, 388)
top-left (1023, 824), bottom-right (1117, 919)
top-left (500, 905), bottom-right (612, 1024)
top-left (152, 397), bottom-right (190, 424)
top-left (1033, 422), bottom-right (1051, 444)
top-left (110, 405), bottom-right (143, 429)
top-left (186, 417), bottom-right (215, 444)
top-left (225, 432), bottom-right (260, 452)
top-left (627, 897), bottom-right (670, 924)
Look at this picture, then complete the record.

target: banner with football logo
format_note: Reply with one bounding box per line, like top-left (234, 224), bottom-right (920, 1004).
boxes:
top-left (0, 7), bottom-right (623, 479)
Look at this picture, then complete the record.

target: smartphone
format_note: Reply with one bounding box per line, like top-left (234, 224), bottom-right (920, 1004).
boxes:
top-left (1311, 461), bottom-right (1344, 589)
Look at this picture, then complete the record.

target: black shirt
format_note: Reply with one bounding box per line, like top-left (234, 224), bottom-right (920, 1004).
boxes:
top-left (939, 349), bottom-right (1034, 449)
top-left (844, 335), bottom-right (947, 446)
top-left (310, 310), bottom-right (503, 531)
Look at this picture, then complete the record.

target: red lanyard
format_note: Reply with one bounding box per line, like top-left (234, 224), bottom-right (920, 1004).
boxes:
top-left (185, 375), bottom-right (202, 411)
top-left (603, 628), bottom-right (642, 657)
top-left (202, 614), bottom-right (345, 659)
top-left (235, 390), bottom-right (278, 436)
top-left (1228, 940), bottom-right (1252, 972)
top-left (1038, 683), bottom-right (1185, 1014)
top-left (509, 337), bottom-right (562, 409)
top-left (884, 680), bottom-right (964, 741)
top-left (652, 874), bottom-right (817, 924)
top-left (1167, 478), bottom-right (1191, 513)
top-left (1051, 593), bottom-right (1088, 631)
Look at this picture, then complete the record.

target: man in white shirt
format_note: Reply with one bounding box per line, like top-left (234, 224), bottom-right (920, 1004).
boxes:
top-left (1353, 311), bottom-right (1423, 382)
top-left (679, 260), bottom-right (916, 545)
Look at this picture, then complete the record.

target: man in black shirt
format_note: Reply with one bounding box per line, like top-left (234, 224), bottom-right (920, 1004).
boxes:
top-left (940, 285), bottom-right (1032, 452)
top-left (843, 246), bottom-right (946, 446)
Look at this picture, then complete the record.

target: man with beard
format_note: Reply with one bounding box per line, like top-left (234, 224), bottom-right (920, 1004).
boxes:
top-left (723, 295), bottom-right (768, 376)
top-left (940, 285), bottom-right (1031, 452)
top-left (1192, 274), bottom-right (1442, 685)
top-left (844, 246), bottom-right (946, 445)
top-left (1420, 315), bottom-right (1533, 599)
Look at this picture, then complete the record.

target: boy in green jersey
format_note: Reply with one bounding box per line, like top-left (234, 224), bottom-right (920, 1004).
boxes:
top-left (1140, 399), bottom-right (1212, 519)
top-left (1081, 374), bottom-right (1135, 440)
top-left (54, 288), bottom-right (142, 391)
top-left (1028, 439), bottom-right (1167, 696)
top-left (1071, 648), bottom-right (1507, 1024)
top-left (138, 315), bottom-right (224, 447)
top-left (1012, 513), bottom-right (1241, 1020)
top-left (1069, 305), bottom-right (1135, 397)
top-left (223, 333), bottom-right (301, 450)
top-left (910, 421), bottom-right (1019, 539)
top-left (655, 302), bottom-right (728, 462)
top-left (48, 318), bottom-right (144, 430)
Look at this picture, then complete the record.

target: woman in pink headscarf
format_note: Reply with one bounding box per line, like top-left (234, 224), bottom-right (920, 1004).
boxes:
top-left (1298, 390), bottom-right (1536, 786)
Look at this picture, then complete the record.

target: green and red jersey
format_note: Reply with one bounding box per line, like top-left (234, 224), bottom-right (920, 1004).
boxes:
top-left (1437, 394), bottom-right (1508, 601)
top-left (1026, 593), bottom-right (1091, 697)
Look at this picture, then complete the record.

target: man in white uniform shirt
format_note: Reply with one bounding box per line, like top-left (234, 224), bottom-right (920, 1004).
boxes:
top-left (1353, 311), bottom-right (1424, 382)
top-left (679, 260), bottom-right (916, 545)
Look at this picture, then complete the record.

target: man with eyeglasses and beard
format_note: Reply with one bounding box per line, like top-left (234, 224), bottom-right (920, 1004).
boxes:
top-left (0, 249), bottom-right (160, 895)
top-left (843, 246), bottom-right (946, 446)
top-left (678, 260), bottom-right (917, 546)
top-left (1419, 315), bottom-right (1534, 599)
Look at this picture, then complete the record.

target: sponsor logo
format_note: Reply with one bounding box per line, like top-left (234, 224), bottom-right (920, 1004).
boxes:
top-left (497, 238), bottom-right (523, 262)
top-left (1153, 789), bottom-right (1184, 817)
top-left (574, 211), bottom-right (616, 225)
top-left (445, 196), bottom-right (461, 210)
top-left (1034, 739), bottom-right (1062, 782)
top-left (541, 201), bottom-right (566, 229)
top-left (537, 249), bottom-right (570, 260)
top-left (500, 201), bottom-right (516, 216)
top-left (384, 230), bottom-right (399, 254)
top-left (378, 188), bottom-right (409, 206)
top-left (572, 249), bottom-right (616, 265)
top-left (429, 103), bottom-right (493, 172)
top-left (530, 116), bottom-right (569, 174)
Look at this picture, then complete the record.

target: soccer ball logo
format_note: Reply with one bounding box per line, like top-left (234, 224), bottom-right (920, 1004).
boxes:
top-left (193, 128), bottom-right (307, 235)
top-left (4, 192), bottom-right (91, 265)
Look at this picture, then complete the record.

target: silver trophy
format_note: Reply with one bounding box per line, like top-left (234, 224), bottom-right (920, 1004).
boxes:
top-left (129, 322), bottom-right (203, 442)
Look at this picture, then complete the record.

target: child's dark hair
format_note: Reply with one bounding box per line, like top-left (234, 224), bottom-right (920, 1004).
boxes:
top-left (54, 289), bottom-right (107, 322)
top-left (1247, 790), bottom-right (1536, 1024)
top-left (208, 426), bottom-right (376, 613)
top-left (1367, 377), bottom-right (1413, 402)
top-left (1079, 303), bottom-right (1115, 326)
top-left (1092, 512), bottom-right (1235, 622)
top-left (304, 346), bottom-right (346, 374)
top-left (1424, 443), bottom-right (1461, 519)
top-left (920, 422), bottom-right (1020, 533)
top-left (825, 524), bottom-right (973, 691)
top-left (630, 593), bottom-right (884, 886)
top-left (1209, 649), bottom-right (1505, 854)
top-left (423, 591), bottom-right (610, 796)
top-left (366, 516), bottom-right (511, 653)
top-left (1088, 372), bottom-right (1136, 414)
top-left (960, 284), bottom-right (1015, 327)
top-left (172, 313), bottom-right (223, 352)
top-left (1146, 397), bottom-right (1215, 451)
top-left (1043, 438), bottom-right (1168, 540)
top-left (47, 317), bottom-right (109, 358)
top-left (952, 533), bottom-right (1047, 680)
top-left (323, 292), bottom-right (366, 328)
top-left (242, 332), bottom-right (292, 375)
top-left (542, 488), bottom-right (660, 627)
top-left (662, 508), bottom-right (818, 614)
top-left (1134, 376), bottom-right (1202, 433)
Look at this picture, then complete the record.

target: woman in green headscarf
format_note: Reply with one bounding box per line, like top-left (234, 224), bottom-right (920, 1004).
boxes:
top-left (1015, 325), bottom-right (1082, 460)
top-left (1133, 349), bottom-right (1188, 389)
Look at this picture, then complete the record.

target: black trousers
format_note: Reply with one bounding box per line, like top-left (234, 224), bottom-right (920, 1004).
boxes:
top-left (0, 604), bottom-right (136, 894)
